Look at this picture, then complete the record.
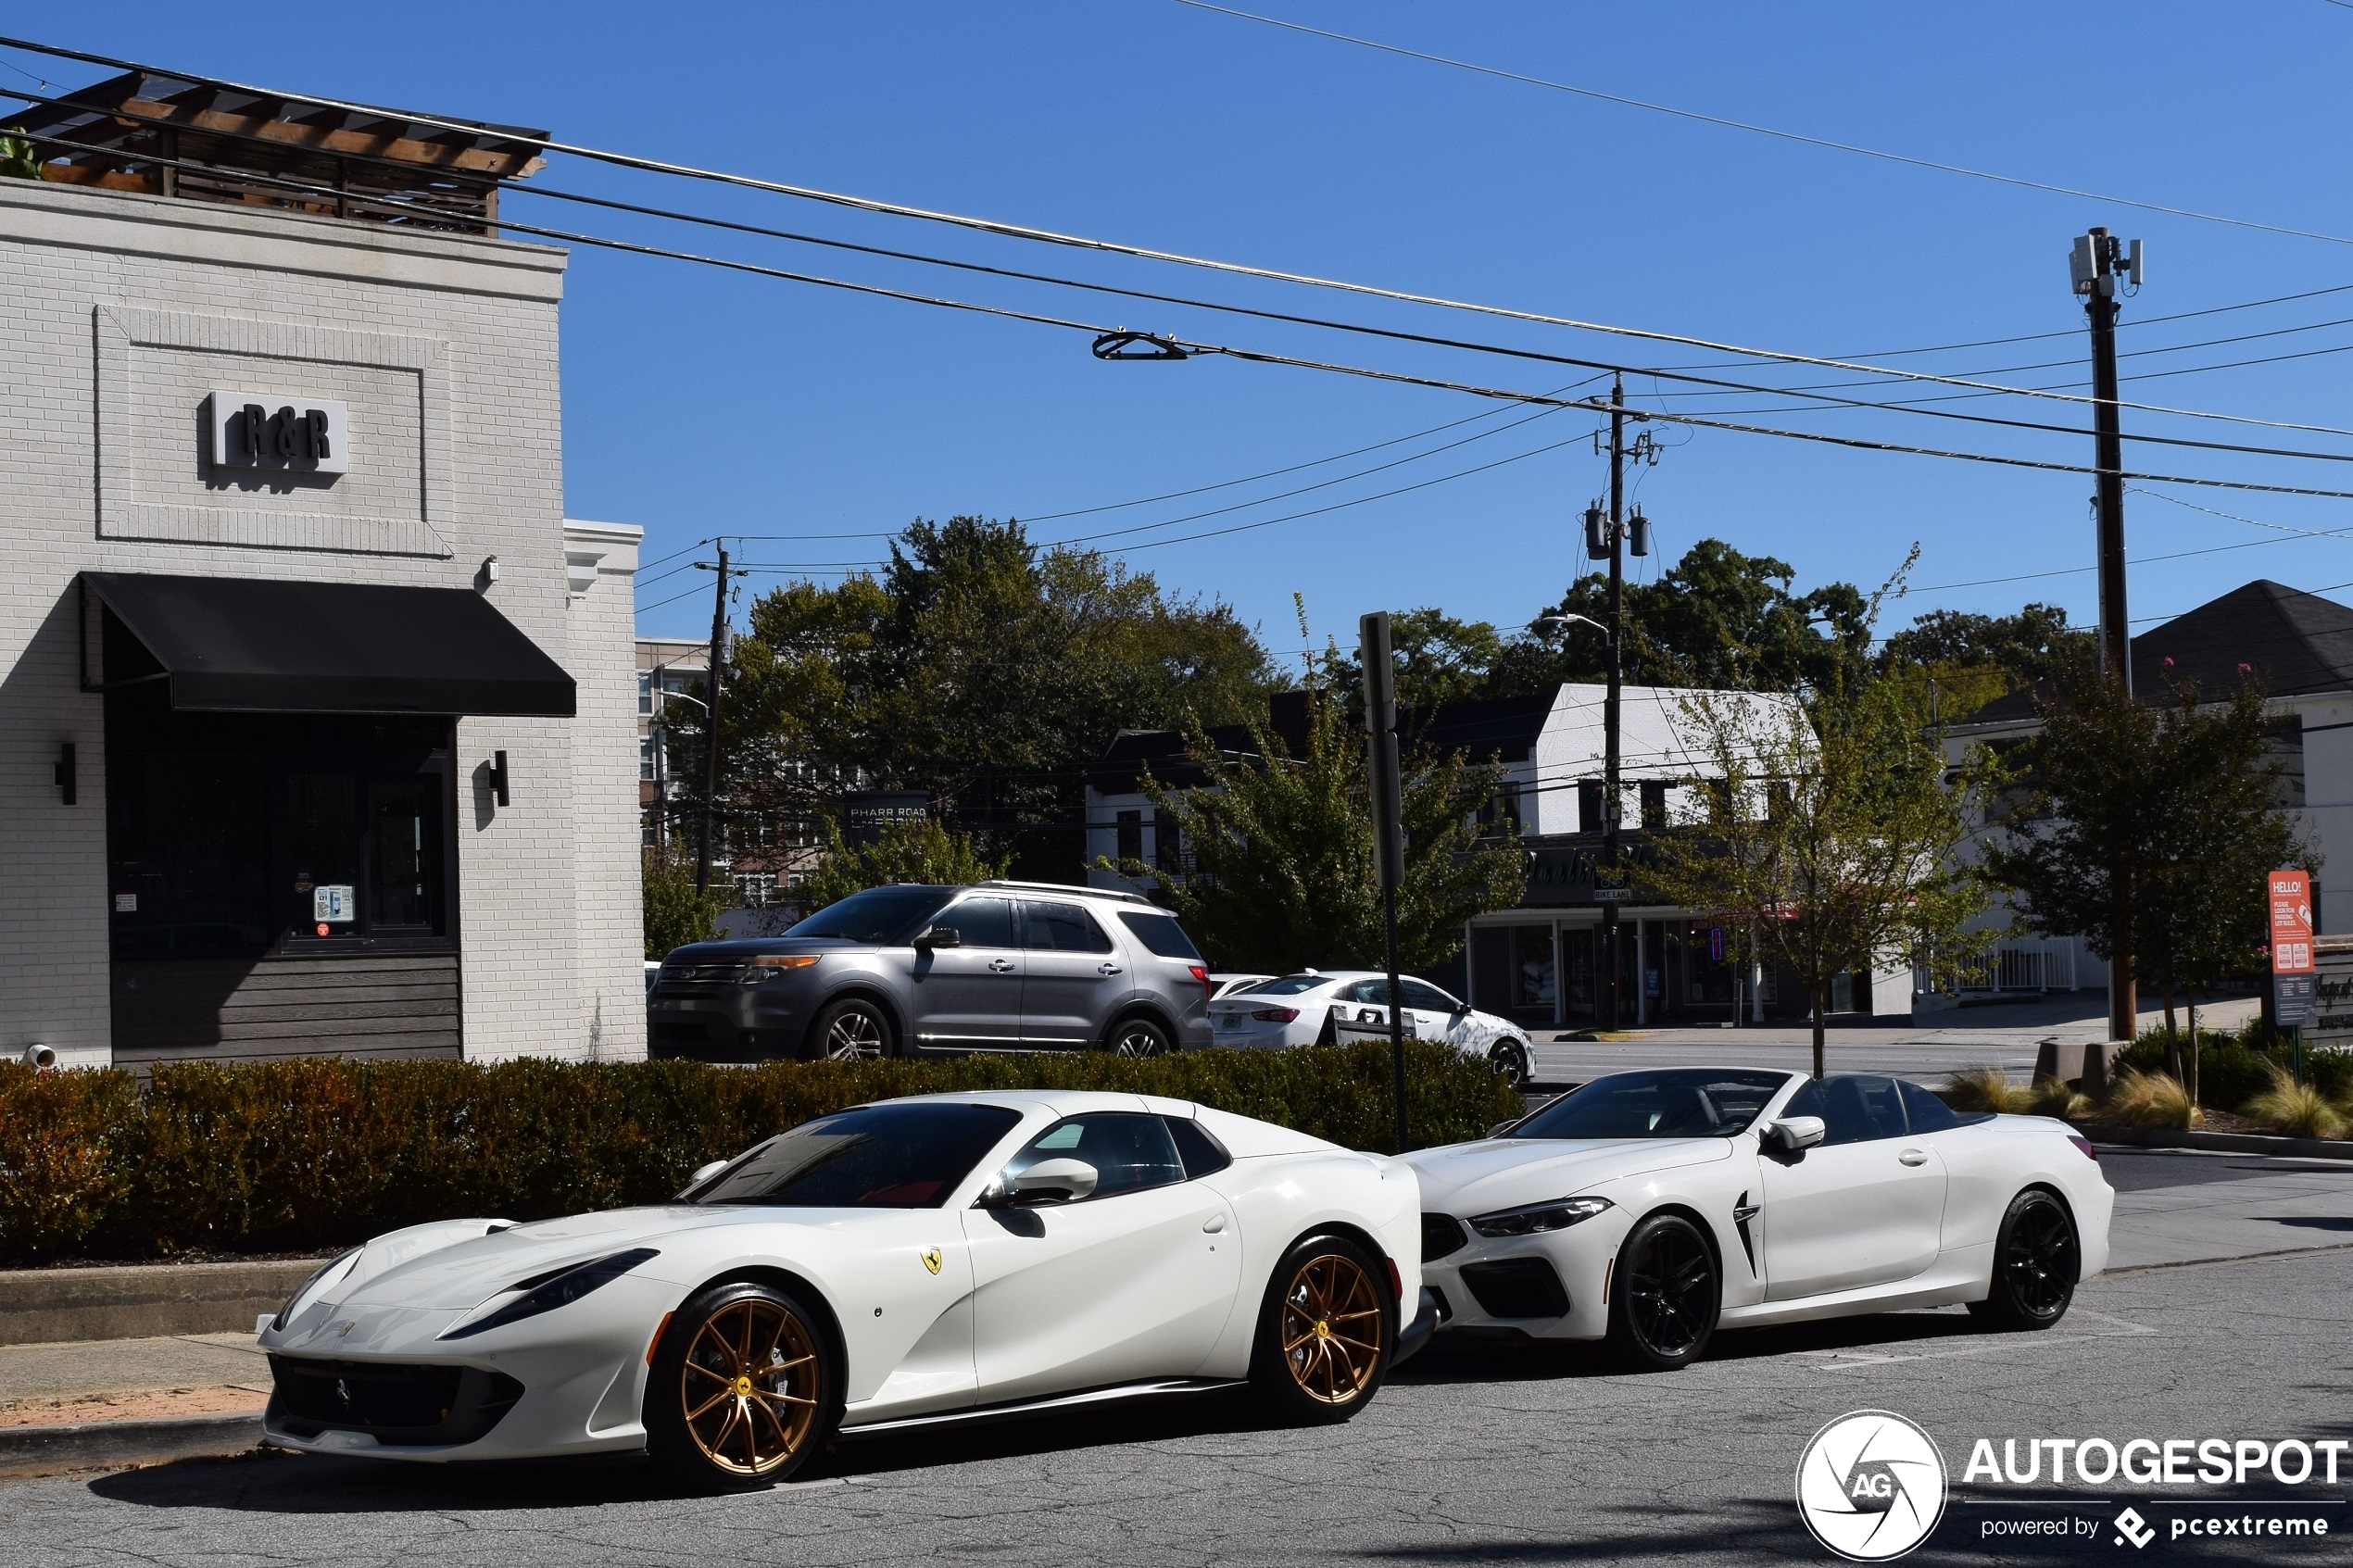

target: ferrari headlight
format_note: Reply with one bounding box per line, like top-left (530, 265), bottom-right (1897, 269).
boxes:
top-left (272, 1247), bottom-right (361, 1332)
top-left (1468, 1197), bottom-right (1612, 1238)
top-left (439, 1248), bottom-right (660, 1340)
top-left (740, 955), bottom-right (819, 985)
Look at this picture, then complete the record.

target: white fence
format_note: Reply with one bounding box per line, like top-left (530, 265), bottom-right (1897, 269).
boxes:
top-left (1917, 938), bottom-right (2079, 997)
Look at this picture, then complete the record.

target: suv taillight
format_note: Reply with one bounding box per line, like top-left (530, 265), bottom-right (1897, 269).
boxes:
top-left (1189, 964), bottom-right (1211, 1002)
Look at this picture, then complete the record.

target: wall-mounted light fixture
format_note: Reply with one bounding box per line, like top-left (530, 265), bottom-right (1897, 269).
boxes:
top-left (55, 742), bottom-right (75, 805)
top-left (491, 749), bottom-right (510, 807)
top-left (478, 556), bottom-right (500, 592)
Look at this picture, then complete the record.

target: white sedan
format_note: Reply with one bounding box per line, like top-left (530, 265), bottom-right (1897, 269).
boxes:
top-left (1205, 971), bottom-right (1540, 1085)
top-left (258, 1091), bottom-right (1435, 1487)
top-left (1403, 1068), bottom-right (2113, 1369)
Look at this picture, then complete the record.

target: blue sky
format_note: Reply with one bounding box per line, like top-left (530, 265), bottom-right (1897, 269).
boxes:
top-left (24, 3), bottom-right (2353, 661)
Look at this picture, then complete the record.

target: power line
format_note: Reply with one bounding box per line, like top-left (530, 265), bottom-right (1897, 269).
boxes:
top-left (1167, 0), bottom-right (2353, 250)
top-left (3, 33), bottom-right (2347, 440)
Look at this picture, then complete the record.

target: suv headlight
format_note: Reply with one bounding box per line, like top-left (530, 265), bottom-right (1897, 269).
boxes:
top-left (439, 1248), bottom-right (660, 1340)
top-left (1468, 1197), bottom-right (1612, 1238)
top-left (739, 955), bottom-right (819, 985)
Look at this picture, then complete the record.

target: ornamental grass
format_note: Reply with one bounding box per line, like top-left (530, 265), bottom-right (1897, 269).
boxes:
top-left (2100, 1068), bottom-right (2202, 1131)
top-left (2240, 1062), bottom-right (2349, 1141)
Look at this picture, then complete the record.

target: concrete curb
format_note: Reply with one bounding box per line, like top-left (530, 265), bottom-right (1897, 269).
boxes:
top-left (0, 1413), bottom-right (261, 1478)
top-left (2086, 1125), bottom-right (2353, 1160)
top-left (0, 1260), bottom-right (327, 1347)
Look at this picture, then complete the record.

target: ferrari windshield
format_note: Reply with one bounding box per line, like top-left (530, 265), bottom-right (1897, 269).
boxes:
top-left (689, 1103), bottom-right (1022, 1208)
top-left (785, 885), bottom-right (955, 944)
top-left (1513, 1069), bottom-right (1792, 1140)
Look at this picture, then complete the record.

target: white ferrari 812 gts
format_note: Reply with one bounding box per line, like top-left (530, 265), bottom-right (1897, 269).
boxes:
top-left (1403, 1068), bottom-right (2113, 1370)
top-left (258, 1091), bottom-right (1435, 1487)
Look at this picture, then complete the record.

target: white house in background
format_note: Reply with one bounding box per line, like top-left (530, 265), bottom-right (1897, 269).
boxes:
top-left (1085, 682), bottom-right (1911, 1033)
top-left (1942, 578), bottom-right (2353, 1009)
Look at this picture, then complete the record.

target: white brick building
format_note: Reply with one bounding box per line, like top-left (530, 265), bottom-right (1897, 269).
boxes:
top-left (0, 77), bottom-right (643, 1067)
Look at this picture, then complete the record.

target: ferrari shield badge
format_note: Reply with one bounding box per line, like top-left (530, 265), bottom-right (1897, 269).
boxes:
top-left (920, 1247), bottom-right (943, 1275)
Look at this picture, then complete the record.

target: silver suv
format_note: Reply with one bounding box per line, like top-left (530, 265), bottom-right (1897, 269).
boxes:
top-left (648, 881), bottom-right (1213, 1062)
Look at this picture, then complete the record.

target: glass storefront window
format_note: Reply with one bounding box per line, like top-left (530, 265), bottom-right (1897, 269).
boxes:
top-left (106, 687), bottom-right (453, 958)
top-left (1514, 925), bottom-right (1557, 1012)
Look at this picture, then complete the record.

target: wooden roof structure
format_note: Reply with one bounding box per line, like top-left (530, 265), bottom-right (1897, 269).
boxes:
top-left (2, 69), bottom-right (547, 234)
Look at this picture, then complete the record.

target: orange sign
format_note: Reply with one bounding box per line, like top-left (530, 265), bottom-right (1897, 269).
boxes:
top-left (2269, 870), bottom-right (2313, 975)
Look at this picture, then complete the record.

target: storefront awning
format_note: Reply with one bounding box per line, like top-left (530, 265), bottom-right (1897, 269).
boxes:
top-left (83, 572), bottom-right (576, 716)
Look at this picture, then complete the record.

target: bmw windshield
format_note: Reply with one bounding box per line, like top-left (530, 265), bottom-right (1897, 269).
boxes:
top-left (1513, 1070), bottom-right (1792, 1139)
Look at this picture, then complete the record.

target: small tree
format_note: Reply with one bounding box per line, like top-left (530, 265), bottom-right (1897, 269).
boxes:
top-left (1982, 664), bottom-right (2311, 1096)
top-left (641, 849), bottom-right (730, 959)
top-left (799, 816), bottom-right (1008, 912)
top-left (1109, 691), bottom-right (1524, 975)
top-left (1645, 673), bottom-right (1990, 1077)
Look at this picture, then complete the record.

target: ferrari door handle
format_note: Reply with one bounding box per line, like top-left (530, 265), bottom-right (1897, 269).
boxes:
top-left (1202, 1214), bottom-right (1227, 1233)
top-left (988, 959), bottom-right (1016, 973)
top-left (1098, 962), bottom-right (1124, 975)
top-left (1898, 1148), bottom-right (1929, 1166)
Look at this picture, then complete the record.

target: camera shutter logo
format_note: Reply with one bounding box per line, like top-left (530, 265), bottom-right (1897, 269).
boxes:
top-left (1795, 1411), bottom-right (1948, 1562)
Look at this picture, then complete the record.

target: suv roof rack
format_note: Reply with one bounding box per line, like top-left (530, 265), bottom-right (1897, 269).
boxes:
top-left (971, 879), bottom-right (1156, 907)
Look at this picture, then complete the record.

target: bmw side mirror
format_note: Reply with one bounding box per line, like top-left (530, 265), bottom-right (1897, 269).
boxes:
top-left (1766, 1116), bottom-right (1827, 1153)
top-left (1004, 1158), bottom-right (1099, 1206)
top-left (914, 925), bottom-right (961, 951)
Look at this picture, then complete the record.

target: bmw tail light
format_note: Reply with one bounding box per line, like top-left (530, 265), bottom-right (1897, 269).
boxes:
top-left (1250, 1007), bottom-right (1300, 1023)
top-left (1189, 964), bottom-right (1211, 1001)
top-left (2068, 1134), bottom-right (2098, 1161)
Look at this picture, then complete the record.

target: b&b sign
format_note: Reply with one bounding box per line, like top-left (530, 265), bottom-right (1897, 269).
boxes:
top-left (206, 390), bottom-right (349, 475)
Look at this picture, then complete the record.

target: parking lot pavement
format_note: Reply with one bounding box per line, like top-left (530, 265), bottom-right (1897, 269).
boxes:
top-left (0, 1232), bottom-right (2343, 1567)
top-left (2098, 1148), bottom-right (2353, 1270)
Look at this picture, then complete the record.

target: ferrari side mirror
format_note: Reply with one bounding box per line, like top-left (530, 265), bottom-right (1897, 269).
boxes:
top-left (1006, 1158), bottom-right (1099, 1205)
top-left (679, 1158), bottom-right (731, 1197)
top-left (1486, 1119), bottom-right (1521, 1139)
top-left (1765, 1116), bottom-right (1827, 1153)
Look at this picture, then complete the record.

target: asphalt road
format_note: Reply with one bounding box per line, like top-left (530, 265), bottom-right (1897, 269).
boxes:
top-left (2, 1224), bottom-right (2346, 1565)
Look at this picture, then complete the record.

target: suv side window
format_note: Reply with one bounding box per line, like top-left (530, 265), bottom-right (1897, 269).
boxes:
top-left (937, 896), bottom-right (1013, 949)
top-left (1006, 1112), bottom-right (1185, 1199)
top-left (1020, 900), bottom-right (1114, 954)
top-left (1782, 1075), bottom-right (1906, 1146)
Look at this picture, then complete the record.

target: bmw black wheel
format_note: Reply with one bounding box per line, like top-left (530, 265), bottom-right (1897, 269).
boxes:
top-left (1606, 1212), bottom-right (1718, 1371)
top-left (1107, 1016), bottom-right (1172, 1058)
top-left (1969, 1188), bottom-right (2078, 1330)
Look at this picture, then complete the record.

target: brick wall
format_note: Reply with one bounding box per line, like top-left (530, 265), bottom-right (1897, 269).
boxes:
top-left (0, 177), bottom-right (635, 1065)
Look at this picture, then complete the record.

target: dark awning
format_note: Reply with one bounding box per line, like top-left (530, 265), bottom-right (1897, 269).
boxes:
top-left (84, 571), bottom-right (576, 717)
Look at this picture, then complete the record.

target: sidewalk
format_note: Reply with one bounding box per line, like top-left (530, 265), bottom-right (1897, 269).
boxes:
top-left (0, 1332), bottom-right (269, 1429)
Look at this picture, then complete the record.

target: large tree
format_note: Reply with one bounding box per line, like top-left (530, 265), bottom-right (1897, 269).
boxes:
top-left (668, 516), bottom-right (1280, 883)
top-left (1879, 603), bottom-right (2082, 690)
top-left (1643, 671), bottom-right (1991, 1077)
top-left (1484, 539), bottom-right (1873, 696)
top-left (1110, 686), bottom-right (1525, 975)
top-left (1980, 660), bottom-right (2311, 1086)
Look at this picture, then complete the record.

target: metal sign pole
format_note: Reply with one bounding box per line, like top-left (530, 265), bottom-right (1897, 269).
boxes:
top-left (1360, 609), bottom-right (1409, 1154)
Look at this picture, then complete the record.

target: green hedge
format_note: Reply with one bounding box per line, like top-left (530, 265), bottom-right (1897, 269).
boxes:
top-left (0, 1043), bottom-right (1518, 1266)
top-left (2121, 1023), bottom-right (2353, 1107)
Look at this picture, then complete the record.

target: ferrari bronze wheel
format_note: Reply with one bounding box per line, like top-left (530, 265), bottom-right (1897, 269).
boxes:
top-left (1252, 1235), bottom-right (1394, 1423)
top-left (648, 1282), bottom-right (837, 1489)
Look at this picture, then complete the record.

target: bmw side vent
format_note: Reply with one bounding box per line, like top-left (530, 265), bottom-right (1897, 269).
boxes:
top-left (1458, 1258), bottom-right (1571, 1319)
top-left (1421, 1212), bottom-right (1469, 1262)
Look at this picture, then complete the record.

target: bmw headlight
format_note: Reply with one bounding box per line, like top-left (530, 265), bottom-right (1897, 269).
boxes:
top-left (1468, 1197), bottom-right (1613, 1238)
top-left (272, 1247), bottom-right (361, 1332)
top-left (439, 1248), bottom-right (660, 1340)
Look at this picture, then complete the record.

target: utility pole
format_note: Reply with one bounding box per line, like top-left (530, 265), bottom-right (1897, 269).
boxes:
top-left (2070, 227), bottom-right (2144, 1047)
top-left (2071, 227), bottom-right (2142, 694)
top-left (1580, 375), bottom-right (1652, 1029)
top-left (1359, 610), bottom-right (1410, 1154)
top-left (696, 544), bottom-right (729, 896)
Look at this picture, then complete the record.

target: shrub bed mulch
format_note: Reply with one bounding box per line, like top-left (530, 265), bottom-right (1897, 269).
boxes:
top-left (0, 1043), bottom-right (1518, 1267)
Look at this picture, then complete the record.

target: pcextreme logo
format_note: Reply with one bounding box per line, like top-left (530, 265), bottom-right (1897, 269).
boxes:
top-left (1795, 1411), bottom-right (1949, 1562)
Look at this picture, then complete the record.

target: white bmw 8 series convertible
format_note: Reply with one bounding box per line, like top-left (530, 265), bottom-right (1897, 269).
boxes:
top-left (1403, 1067), bottom-right (2113, 1370)
top-left (258, 1090), bottom-right (1435, 1487)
